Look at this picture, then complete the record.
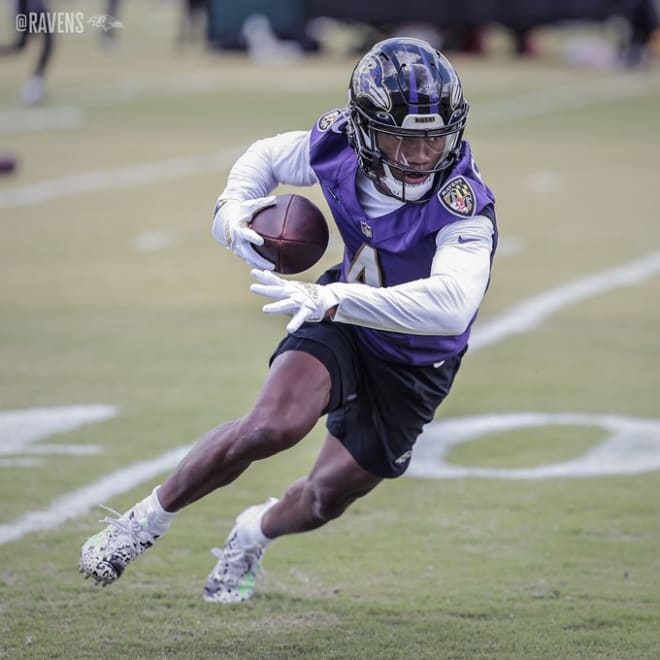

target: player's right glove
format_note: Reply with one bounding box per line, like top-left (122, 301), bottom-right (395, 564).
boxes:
top-left (211, 196), bottom-right (277, 270)
top-left (250, 269), bottom-right (340, 333)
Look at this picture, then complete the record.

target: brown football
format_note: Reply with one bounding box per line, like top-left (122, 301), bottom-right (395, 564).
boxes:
top-left (249, 194), bottom-right (329, 275)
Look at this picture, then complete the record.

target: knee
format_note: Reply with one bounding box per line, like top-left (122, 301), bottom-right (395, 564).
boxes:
top-left (232, 414), bottom-right (307, 459)
top-left (306, 479), bottom-right (346, 525)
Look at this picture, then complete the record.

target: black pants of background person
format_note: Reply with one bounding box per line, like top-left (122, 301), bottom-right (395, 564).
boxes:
top-left (0, 0), bottom-right (53, 78)
top-left (622, 0), bottom-right (660, 65)
top-left (0, 0), bottom-right (53, 103)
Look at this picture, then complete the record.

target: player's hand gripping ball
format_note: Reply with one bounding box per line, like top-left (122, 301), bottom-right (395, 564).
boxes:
top-left (249, 194), bottom-right (329, 275)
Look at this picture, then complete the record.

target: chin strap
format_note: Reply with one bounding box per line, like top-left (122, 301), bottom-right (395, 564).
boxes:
top-left (380, 163), bottom-right (435, 202)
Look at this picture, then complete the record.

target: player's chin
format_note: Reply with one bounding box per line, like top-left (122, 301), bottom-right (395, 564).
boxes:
top-left (403, 173), bottom-right (431, 185)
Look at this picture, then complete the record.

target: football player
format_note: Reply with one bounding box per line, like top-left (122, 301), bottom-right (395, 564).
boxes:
top-left (0, 0), bottom-right (53, 104)
top-left (80, 37), bottom-right (497, 603)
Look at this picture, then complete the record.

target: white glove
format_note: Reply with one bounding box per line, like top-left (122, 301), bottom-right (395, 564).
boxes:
top-left (250, 269), bottom-right (339, 333)
top-left (211, 196), bottom-right (276, 270)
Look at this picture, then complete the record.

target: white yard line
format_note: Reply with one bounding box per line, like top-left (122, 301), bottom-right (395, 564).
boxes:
top-left (0, 447), bottom-right (190, 545)
top-left (470, 251), bottom-right (660, 351)
top-left (0, 106), bottom-right (85, 134)
top-left (1, 250), bottom-right (658, 544)
top-left (0, 147), bottom-right (246, 209)
top-left (0, 405), bottom-right (117, 455)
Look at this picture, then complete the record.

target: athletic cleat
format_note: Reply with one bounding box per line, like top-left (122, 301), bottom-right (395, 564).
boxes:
top-left (79, 506), bottom-right (161, 586)
top-left (203, 544), bottom-right (264, 603)
top-left (203, 498), bottom-right (277, 603)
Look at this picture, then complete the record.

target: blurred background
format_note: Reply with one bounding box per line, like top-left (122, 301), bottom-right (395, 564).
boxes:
top-left (1, 0), bottom-right (659, 109)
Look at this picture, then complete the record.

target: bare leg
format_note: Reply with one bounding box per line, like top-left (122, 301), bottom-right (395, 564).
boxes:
top-left (80, 350), bottom-right (332, 587)
top-left (158, 350), bottom-right (331, 512)
top-left (262, 433), bottom-right (382, 538)
top-left (201, 432), bottom-right (382, 602)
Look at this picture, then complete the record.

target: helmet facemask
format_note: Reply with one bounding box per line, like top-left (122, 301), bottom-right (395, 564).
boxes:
top-left (347, 38), bottom-right (469, 203)
top-left (351, 108), bottom-right (466, 202)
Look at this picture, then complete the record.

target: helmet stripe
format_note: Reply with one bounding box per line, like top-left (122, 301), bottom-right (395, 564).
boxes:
top-left (407, 56), bottom-right (418, 110)
top-left (417, 45), bottom-right (440, 114)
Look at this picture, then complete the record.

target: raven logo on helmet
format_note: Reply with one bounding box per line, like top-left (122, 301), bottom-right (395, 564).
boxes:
top-left (352, 55), bottom-right (391, 110)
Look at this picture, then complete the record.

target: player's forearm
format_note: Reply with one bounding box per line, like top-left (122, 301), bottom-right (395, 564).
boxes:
top-left (328, 272), bottom-right (489, 336)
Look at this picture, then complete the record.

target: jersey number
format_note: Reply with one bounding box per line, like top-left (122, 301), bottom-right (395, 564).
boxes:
top-left (346, 244), bottom-right (383, 287)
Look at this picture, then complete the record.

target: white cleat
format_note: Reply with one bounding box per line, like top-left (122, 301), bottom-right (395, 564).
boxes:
top-left (203, 498), bottom-right (278, 603)
top-left (79, 506), bottom-right (161, 586)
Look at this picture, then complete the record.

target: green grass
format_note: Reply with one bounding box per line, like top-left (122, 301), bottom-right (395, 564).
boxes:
top-left (1, 3), bottom-right (659, 658)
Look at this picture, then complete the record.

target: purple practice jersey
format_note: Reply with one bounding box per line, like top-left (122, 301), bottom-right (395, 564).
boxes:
top-left (309, 111), bottom-right (498, 365)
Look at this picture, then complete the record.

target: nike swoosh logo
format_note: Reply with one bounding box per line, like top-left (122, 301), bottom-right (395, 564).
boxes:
top-left (458, 236), bottom-right (479, 244)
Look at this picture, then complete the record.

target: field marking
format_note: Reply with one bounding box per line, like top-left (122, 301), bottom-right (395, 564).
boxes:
top-left (0, 458), bottom-right (41, 467)
top-left (470, 250), bottom-right (660, 351)
top-left (0, 147), bottom-right (246, 209)
top-left (410, 413), bottom-right (660, 479)
top-left (0, 106), bottom-right (85, 134)
top-left (1, 74), bottom-right (657, 209)
top-left (0, 446), bottom-right (190, 545)
top-left (1, 250), bottom-right (658, 544)
top-left (0, 405), bottom-right (116, 461)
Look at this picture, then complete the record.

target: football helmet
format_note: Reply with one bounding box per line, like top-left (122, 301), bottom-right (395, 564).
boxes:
top-left (347, 37), bottom-right (469, 202)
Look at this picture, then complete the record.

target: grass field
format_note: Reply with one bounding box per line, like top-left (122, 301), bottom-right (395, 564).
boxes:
top-left (1, 2), bottom-right (660, 658)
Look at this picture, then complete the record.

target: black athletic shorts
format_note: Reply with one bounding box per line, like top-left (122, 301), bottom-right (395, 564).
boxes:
top-left (270, 320), bottom-right (465, 479)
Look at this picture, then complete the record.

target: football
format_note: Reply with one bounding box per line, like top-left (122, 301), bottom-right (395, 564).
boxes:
top-left (249, 194), bottom-right (329, 275)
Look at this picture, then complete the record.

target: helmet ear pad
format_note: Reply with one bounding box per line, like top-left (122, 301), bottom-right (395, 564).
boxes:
top-left (347, 37), bottom-right (469, 203)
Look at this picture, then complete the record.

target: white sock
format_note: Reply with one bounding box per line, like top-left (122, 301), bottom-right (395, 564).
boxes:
top-left (237, 497), bottom-right (278, 548)
top-left (133, 486), bottom-right (177, 535)
top-left (151, 486), bottom-right (177, 519)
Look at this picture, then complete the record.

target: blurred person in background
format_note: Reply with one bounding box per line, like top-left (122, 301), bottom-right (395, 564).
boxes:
top-left (621, 0), bottom-right (660, 66)
top-left (177, 0), bottom-right (208, 45)
top-left (79, 37), bottom-right (497, 604)
top-left (99, 0), bottom-right (121, 49)
top-left (0, 0), bottom-right (53, 104)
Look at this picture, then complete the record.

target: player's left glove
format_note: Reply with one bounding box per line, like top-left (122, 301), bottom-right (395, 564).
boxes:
top-left (250, 269), bottom-right (339, 333)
